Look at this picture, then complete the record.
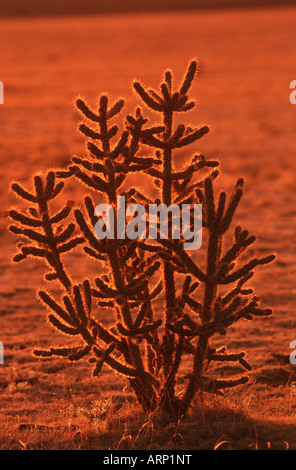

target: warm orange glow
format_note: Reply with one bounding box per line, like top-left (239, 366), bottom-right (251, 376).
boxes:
top-left (0, 2), bottom-right (294, 451)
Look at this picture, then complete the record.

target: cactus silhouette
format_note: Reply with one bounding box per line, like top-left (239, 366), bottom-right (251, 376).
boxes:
top-left (4, 60), bottom-right (275, 419)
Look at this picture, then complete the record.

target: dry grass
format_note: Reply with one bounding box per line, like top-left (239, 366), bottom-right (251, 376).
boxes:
top-left (1, 381), bottom-right (296, 449)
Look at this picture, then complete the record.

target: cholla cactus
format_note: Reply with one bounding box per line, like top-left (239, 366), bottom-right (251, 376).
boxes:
top-left (4, 60), bottom-right (275, 419)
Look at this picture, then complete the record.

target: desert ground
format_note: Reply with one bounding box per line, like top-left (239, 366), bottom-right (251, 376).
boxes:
top-left (0, 5), bottom-right (296, 450)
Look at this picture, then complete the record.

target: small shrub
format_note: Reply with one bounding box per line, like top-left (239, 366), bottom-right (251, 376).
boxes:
top-left (4, 60), bottom-right (275, 419)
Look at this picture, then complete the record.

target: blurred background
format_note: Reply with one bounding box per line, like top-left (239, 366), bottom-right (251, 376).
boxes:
top-left (0, 1), bottom-right (296, 447)
top-left (1, 0), bottom-right (295, 16)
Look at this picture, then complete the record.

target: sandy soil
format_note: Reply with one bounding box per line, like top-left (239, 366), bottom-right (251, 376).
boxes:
top-left (0, 5), bottom-right (296, 449)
